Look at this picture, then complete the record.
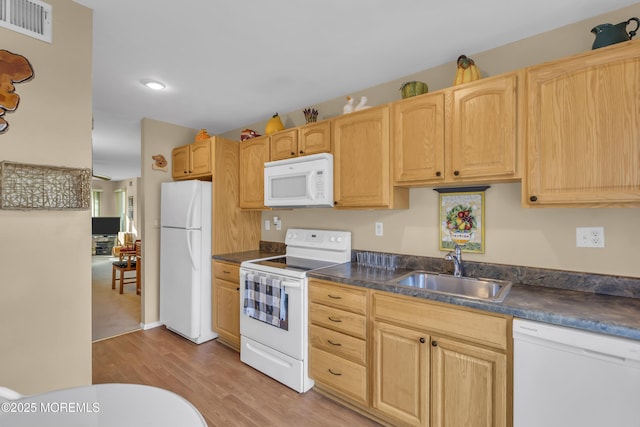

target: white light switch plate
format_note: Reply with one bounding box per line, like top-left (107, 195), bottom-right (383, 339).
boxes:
top-left (375, 222), bottom-right (383, 236)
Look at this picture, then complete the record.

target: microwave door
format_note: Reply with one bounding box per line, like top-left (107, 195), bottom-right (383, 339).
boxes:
top-left (268, 170), bottom-right (310, 204)
top-left (307, 171), bottom-right (316, 201)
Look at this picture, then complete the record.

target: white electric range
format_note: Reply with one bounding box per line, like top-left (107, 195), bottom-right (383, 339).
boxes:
top-left (239, 228), bottom-right (351, 393)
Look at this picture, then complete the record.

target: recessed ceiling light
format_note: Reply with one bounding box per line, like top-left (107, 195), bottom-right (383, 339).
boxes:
top-left (141, 79), bottom-right (166, 90)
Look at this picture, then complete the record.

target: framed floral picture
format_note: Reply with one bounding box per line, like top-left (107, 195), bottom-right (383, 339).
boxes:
top-left (437, 187), bottom-right (487, 253)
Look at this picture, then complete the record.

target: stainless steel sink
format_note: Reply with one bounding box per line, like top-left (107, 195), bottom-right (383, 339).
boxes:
top-left (391, 271), bottom-right (512, 302)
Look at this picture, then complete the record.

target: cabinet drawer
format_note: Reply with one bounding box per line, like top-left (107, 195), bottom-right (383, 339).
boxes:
top-left (310, 303), bottom-right (366, 339)
top-left (310, 324), bottom-right (366, 365)
top-left (310, 347), bottom-right (368, 406)
top-left (309, 280), bottom-right (367, 314)
top-left (372, 292), bottom-right (508, 350)
top-left (213, 261), bottom-right (239, 282)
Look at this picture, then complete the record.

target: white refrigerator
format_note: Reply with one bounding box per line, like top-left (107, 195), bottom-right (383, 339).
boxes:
top-left (160, 180), bottom-right (217, 344)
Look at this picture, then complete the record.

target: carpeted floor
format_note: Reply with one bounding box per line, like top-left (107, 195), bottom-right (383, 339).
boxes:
top-left (92, 255), bottom-right (141, 341)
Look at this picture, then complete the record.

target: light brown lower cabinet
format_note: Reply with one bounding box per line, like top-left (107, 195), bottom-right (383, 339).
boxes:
top-left (372, 321), bottom-right (429, 426)
top-left (308, 280), bottom-right (512, 427)
top-left (212, 261), bottom-right (240, 350)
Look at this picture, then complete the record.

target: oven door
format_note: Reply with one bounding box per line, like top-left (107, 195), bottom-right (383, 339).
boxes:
top-left (239, 268), bottom-right (305, 360)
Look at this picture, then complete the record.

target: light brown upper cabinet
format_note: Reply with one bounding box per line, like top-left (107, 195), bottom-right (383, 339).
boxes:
top-left (239, 135), bottom-right (270, 209)
top-left (524, 39), bottom-right (640, 207)
top-left (172, 138), bottom-right (212, 180)
top-left (333, 106), bottom-right (409, 209)
top-left (448, 71), bottom-right (521, 183)
top-left (393, 71), bottom-right (522, 186)
top-left (393, 92), bottom-right (446, 185)
top-left (270, 121), bottom-right (332, 161)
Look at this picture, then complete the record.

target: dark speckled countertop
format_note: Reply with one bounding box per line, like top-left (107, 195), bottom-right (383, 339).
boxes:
top-left (214, 247), bottom-right (640, 341)
top-left (213, 250), bottom-right (283, 265)
top-left (308, 263), bottom-right (640, 341)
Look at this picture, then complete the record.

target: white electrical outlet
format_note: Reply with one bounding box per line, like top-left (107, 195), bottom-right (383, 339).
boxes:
top-left (576, 227), bottom-right (605, 248)
top-left (375, 222), bottom-right (383, 236)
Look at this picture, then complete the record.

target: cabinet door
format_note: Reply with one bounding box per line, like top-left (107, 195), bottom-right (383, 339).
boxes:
top-left (171, 145), bottom-right (190, 179)
top-left (372, 321), bottom-right (429, 427)
top-left (333, 106), bottom-right (393, 208)
top-left (215, 278), bottom-right (240, 349)
top-left (270, 129), bottom-right (298, 161)
top-left (393, 92), bottom-right (445, 185)
top-left (189, 139), bottom-right (212, 176)
top-left (430, 336), bottom-right (507, 427)
top-left (239, 136), bottom-right (270, 209)
top-left (300, 121), bottom-right (332, 156)
top-left (524, 41), bottom-right (640, 206)
top-left (449, 72), bottom-right (520, 182)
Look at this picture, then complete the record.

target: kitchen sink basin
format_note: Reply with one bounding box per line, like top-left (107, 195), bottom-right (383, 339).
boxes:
top-left (391, 271), bottom-right (512, 302)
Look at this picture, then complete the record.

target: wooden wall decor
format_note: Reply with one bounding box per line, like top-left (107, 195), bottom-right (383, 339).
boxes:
top-left (0, 161), bottom-right (91, 210)
top-left (0, 50), bottom-right (34, 134)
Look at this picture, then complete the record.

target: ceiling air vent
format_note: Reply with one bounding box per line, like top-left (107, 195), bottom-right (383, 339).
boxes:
top-left (0, 0), bottom-right (52, 43)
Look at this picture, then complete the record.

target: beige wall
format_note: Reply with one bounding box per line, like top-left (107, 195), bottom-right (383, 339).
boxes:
top-left (91, 179), bottom-right (118, 217)
top-left (92, 178), bottom-right (141, 236)
top-left (222, 3), bottom-right (640, 279)
top-left (0, 0), bottom-right (93, 393)
top-left (140, 118), bottom-right (198, 325)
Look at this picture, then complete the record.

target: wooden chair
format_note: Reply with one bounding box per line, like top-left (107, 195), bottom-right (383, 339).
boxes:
top-left (135, 240), bottom-right (142, 295)
top-left (112, 239), bottom-right (140, 294)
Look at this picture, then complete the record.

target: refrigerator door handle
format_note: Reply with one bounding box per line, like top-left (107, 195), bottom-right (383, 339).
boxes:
top-left (186, 230), bottom-right (197, 271)
top-left (185, 184), bottom-right (198, 229)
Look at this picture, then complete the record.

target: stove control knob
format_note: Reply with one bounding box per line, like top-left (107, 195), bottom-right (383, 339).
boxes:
top-left (336, 237), bottom-right (343, 243)
top-left (287, 233), bottom-right (294, 240)
top-left (329, 236), bottom-right (336, 242)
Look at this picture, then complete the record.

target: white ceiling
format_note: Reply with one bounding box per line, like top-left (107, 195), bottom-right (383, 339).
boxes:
top-left (72, 0), bottom-right (637, 181)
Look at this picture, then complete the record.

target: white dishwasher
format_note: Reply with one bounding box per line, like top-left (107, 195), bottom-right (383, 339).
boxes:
top-left (513, 318), bottom-right (640, 427)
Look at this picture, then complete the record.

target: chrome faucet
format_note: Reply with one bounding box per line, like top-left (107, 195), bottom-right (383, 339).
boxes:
top-left (445, 244), bottom-right (464, 277)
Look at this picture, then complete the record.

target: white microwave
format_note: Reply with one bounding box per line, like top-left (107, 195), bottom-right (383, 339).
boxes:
top-left (264, 153), bottom-right (333, 208)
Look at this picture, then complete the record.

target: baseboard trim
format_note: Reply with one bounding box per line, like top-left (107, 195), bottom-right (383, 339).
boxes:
top-left (140, 321), bottom-right (163, 330)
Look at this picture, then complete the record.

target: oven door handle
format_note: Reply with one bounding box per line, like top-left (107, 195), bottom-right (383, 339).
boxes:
top-left (281, 280), bottom-right (301, 289)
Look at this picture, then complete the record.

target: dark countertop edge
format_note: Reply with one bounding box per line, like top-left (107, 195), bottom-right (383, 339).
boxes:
top-left (212, 251), bottom-right (640, 341)
top-left (213, 250), bottom-right (284, 264)
top-left (308, 265), bottom-right (640, 342)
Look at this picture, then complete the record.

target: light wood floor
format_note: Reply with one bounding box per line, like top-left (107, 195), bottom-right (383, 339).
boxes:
top-left (93, 327), bottom-right (381, 426)
top-left (92, 255), bottom-right (140, 341)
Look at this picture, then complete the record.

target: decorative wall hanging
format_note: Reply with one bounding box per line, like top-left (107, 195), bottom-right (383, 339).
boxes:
top-left (0, 161), bottom-right (91, 210)
top-left (0, 50), bottom-right (34, 134)
top-left (435, 186), bottom-right (489, 253)
top-left (151, 154), bottom-right (168, 172)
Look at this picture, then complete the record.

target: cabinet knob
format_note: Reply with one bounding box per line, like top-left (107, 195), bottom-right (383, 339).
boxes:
top-left (299, 150), bottom-right (304, 154)
top-left (419, 337), bottom-right (426, 343)
top-left (431, 340), bottom-right (438, 347)
top-left (530, 195), bottom-right (538, 202)
top-left (290, 152), bottom-right (295, 155)
top-left (236, 287), bottom-right (239, 291)
top-left (334, 201), bottom-right (338, 206)
top-left (435, 171), bottom-right (441, 177)
top-left (453, 170), bottom-right (460, 176)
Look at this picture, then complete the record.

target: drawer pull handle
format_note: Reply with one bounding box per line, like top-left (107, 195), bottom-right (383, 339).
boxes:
top-left (327, 294), bottom-right (342, 299)
top-left (328, 316), bottom-right (342, 323)
top-left (328, 340), bottom-right (342, 346)
top-left (328, 369), bottom-right (342, 376)
top-left (222, 270), bottom-right (231, 274)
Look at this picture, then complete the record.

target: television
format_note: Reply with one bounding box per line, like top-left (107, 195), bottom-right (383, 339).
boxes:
top-left (92, 217), bottom-right (121, 236)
